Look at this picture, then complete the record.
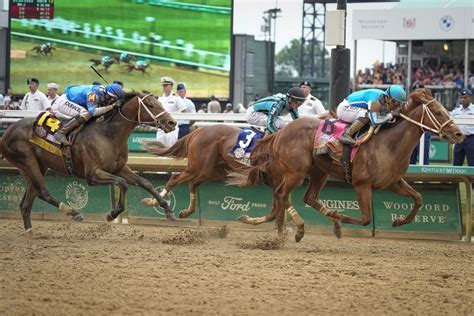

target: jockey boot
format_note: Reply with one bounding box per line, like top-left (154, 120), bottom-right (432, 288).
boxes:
top-left (339, 117), bottom-right (370, 146)
top-left (53, 117), bottom-right (86, 146)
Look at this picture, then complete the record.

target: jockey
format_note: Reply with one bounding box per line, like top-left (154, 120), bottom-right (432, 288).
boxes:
top-left (246, 87), bottom-right (306, 134)
top-left (51, 83), bottom-right (125, 145)
top-left (102, 55), bottom-right (113, 63)
top-left (337, 85), bottom-right (407, 146)
top-left (136, 60), bottom-right (148, 68)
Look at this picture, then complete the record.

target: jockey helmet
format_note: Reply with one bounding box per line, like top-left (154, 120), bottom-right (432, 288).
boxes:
top-left (106, 83), bottom-right (125, 99)
top-left (287, 87), bottom-right (306, 101)
top-left (385, 85), bottom-right (406, 103)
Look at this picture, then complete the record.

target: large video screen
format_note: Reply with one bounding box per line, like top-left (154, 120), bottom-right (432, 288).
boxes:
top-left (10, 0), bottom-right (231, 98)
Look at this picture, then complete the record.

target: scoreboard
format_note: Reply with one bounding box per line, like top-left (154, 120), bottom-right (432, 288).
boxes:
top-left (10, 0), bottom-right (54, 19)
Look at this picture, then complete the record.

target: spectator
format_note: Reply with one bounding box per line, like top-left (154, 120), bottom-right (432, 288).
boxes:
top-left (20, 78), bottom-right (50, 111)
top-left (156, 77), bottom-right (187, 146)
top-left (3, 87), bottom-right (15, 109)
top-left (223, 103), bottom-right (234, 113)
top-left (297, 81), bottom-right (327, 116)
top-left (0, 91), bottom-right (4, 109)
top-left (197, 103), bottom-right (208, 113)
top-left (47, 82), bottom-right (60, 106)
top-left (247, 94), bottom-right (260, 108)
top-left (208, 95), bottom-right (221, 113)
top-left (234, 102), bottom-right (246, 113)
top-left (176, 82), bottom-right (196, 139)
top-left (409, 83), bottom-right (431, 165)
top-left (451, 88), bottom-right (474, 166)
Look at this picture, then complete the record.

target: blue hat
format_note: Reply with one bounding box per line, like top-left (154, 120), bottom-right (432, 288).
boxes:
top-left (177, 83), bottom-right (186, 91)
top-left (106, 83), bottom-right (125, 99)
top-left (385, 85), bottom-right (407, 103)
top-left (461, 88), bottom-right (472, 96)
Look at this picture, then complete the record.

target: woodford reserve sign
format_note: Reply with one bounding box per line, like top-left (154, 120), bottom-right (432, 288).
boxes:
top-left (0, 169), bottom-right (464, 240)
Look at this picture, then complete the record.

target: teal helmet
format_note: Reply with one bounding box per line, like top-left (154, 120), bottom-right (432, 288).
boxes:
top-left (385, 85), bottom-right (407, 103)
top-left (106, 83), bottom-right (125, 99)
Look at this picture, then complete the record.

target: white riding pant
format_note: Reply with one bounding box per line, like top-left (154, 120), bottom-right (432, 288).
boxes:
top-left (51, 94), bottom-right (90, 120)
top-left (156, 127), bottom-right (180, 147)
top-left (245, 107), bottom-right (287, 130)
top-left (336, 99), bottom-right (368, 123)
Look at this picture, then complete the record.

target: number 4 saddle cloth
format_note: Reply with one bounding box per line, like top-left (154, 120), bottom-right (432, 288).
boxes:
top-left (314, 119), bottom-right (363, 165)
top-left (30, 111), bottom-right (65, 156)
top-left (230, 127), bottom-right (264, 166)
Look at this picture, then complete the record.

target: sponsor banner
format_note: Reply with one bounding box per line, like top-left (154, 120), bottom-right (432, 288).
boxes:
top-left (128, 132), bottom-right (157, 152)
top-left (352, 7), bottom-right (473, 40)
top-left (373, 184), bottom-right (461, 233)
top-left (430, 140), bottom-right (450, 162)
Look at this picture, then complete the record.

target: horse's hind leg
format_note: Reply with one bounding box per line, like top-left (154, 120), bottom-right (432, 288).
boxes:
top-left (19, 181), bottom-right (36, 232)
top-left (388, 179), bottom-right (423, 227)
top-left (21, 163), bottom-right (83, 222)
top-left (116, 166), bottom-right (176, 220)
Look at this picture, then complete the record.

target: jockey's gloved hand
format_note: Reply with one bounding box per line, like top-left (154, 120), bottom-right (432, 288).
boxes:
top-left (391, 110), bottom-right (401, 117)
top-left (113, 100), bottom-right (124, 108)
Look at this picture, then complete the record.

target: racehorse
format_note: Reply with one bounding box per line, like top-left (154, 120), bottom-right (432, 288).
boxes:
top-left (228, 88), bottom-right (465, 242)
top-left (32, 43), bottom-right (56, 56)
top-left (0, 92), bottom-right (177, 232)
top-left (127, 61), bottom-right (150, 75)
top-left (113, 53), bottom-right (134, 64)
top-left (141, 125), bottom-right (282, 219)
top-left (88, 57), bottom-right (116, 71)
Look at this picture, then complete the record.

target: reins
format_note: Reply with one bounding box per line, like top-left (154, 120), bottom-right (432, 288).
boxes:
top-left (399, 98), bottom-right (453, 138)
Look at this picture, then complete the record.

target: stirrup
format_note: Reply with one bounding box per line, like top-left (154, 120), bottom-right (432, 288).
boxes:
top-left (54, 132), bottom-right (70, 146)
top-left (339, 134), bottom-right (356, 146)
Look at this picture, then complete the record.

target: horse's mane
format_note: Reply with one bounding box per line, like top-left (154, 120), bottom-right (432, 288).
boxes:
top-left (123, 91), bottom-right (139, 103)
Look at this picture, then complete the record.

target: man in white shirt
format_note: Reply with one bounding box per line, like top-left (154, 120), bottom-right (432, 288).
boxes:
top-left (451, 88), bottom-right (474, 166)
top-left (176, 82), bottom-right (196, 139)
top-left (298, 81), bottom-right (326, 116)
top-left (20, 78), bottom-right (50, 111)
top-left (156, 77), bottom-right (188, 146)
top-left (47, 82), bottom-right (60, 106)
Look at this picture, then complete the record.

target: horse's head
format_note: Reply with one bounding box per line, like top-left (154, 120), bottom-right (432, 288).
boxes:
top-left (403, 88), bottom-right (464, 144)
top-left (120, 92), bottom-right (176, 132)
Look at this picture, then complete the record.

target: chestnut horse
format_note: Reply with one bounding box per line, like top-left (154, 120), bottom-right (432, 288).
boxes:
top-left (228, 89), bottom-right (464, 242)
top-left (0, 92), bottom-right (177, 232)
top-left (141, 125), bottom-right (282, 218)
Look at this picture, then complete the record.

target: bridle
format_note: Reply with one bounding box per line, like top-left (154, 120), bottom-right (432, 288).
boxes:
top-left (399, 98), bottom-right (454, 139)
top-left (118, 93), bottom-right (169, 128)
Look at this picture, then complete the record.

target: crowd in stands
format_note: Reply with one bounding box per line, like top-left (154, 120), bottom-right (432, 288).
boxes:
top-left (356, 61), bottom-right (474, 90)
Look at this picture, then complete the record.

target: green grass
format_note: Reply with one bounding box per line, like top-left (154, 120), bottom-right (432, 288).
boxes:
top-left (12, 0), bottom-right (231, 55)
top-left (10, 39), bottom-right (229, 98)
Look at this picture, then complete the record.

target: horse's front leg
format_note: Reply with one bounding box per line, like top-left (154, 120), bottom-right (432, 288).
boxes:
top-left (338, 184), bottom-right (374, 226)
top-left (116, 166), bottom-right (176, 220)
top-left (387, 179), bottom-right (423, 227)
top-left (88, 168), bottom-right (128, 221)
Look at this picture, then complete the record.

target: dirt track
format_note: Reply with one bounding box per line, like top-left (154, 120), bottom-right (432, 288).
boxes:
top-left (0, 219), bottom-right (472, 315)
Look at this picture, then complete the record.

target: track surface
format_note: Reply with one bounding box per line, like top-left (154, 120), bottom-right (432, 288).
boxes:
top-left (0, 219), bottom-right (472, 315)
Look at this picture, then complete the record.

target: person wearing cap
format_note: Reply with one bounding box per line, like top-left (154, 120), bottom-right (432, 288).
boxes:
top-left (410, 83), bottom-right (431, 165)
top-left (47, 83), bottom-right (60, 106)
top-left (20, 78), bottom-right (50, 111)
top-left (451, 88), bottom-right (474, 166)
top-left (156, 77), bottom-right (188, 146)
top-left (51, 83), bottom-right (125, 145)
top-left (337, 85), bottom-right (406, 146)
top-left (176, 82), bottom-right (196, 139)
top-left (245, 87), bottom-right (306, 134)
top-left (197, 103), bottom-right (208, 113)
top-left (208, 95), bottom-right (221, 113)
top-left (298, 81), bottom-right (326, 117)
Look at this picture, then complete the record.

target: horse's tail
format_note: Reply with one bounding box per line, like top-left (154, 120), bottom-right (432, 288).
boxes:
top-left (226, 134), bottom-right (277, 187)
top-left (143, 135), bottom-right (191, 159)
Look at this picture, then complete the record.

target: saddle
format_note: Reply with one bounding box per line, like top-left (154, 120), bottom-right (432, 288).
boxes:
top-left (30, 111), bottom-right (82, 174)
top-left (314, 119), bottom-right (376, 183)
top-left (230, 127), bottom-right (264, 166)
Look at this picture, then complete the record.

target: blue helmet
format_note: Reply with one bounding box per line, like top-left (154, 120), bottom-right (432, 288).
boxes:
top-left (106, 83), bottom-right (125, 99)
top-left (385, 85), bottom-right (407, 103)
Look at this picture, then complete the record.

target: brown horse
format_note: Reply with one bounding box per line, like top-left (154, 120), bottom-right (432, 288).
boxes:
top-left (141, 125), bottom-right (281, 219)
top-left (0, 92), bottom-right (177, 232)
top-left (228, 89), bottom-right (465, 242)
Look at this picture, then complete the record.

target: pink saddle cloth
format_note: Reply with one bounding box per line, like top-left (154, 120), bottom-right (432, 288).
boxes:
top-left (313, 119), bottom-right (361, 165)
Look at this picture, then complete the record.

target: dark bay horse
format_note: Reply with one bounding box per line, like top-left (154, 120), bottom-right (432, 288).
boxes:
top-left (0, 92), bottom-right (177, 232)
top-left (32, 44), bottom-right (55, 56)
top-left (142, 125), bottom-right (281, 218)
top-left (229, 89), bottom-right (465, 242)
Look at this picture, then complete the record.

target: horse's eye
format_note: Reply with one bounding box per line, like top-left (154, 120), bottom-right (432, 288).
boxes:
top-left (436, 111), bottom-right (442, 115)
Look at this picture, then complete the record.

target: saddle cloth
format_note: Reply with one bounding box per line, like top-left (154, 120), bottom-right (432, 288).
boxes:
top-left (230, 128), bottom-right (264, 165)
top-left (314, 119), bottom-right (361, 165)
top-left (30, 111), bottom-right (65, 156)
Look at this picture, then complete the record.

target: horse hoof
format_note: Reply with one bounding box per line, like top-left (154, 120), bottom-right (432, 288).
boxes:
top-left (238, 215), bottom-right (249, 223)
top-left (392, 220), bottom-right (402, 227)
top-left (25, 228), bottom-right (33, 237)
top-left (166, 212), bottom-right (176, 221)
top-left (106, 213), bottom-right (115, 222)
top-left (333, 224), bottom-right (342, 239)
top-left (141, 198), bottom-right (157, 206)
top-left (178, 210), bottom-right (189, 219)
top-left (295, 232), bottom-right (304, 243)
top-left (73, 213), bottom-right (84, 222)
